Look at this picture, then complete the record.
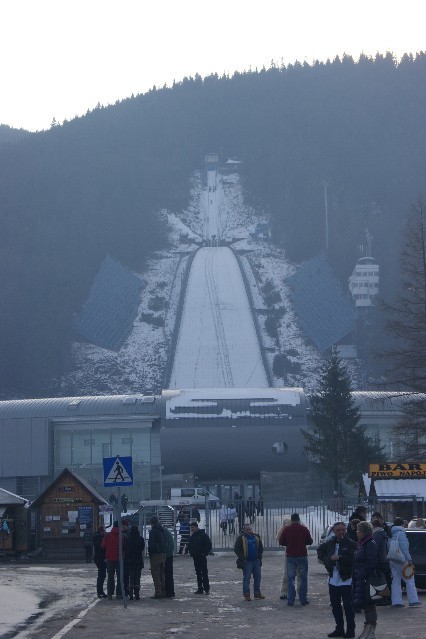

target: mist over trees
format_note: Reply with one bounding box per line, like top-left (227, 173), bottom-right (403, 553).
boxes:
top-left (1, 52), bottom-right (426, 396)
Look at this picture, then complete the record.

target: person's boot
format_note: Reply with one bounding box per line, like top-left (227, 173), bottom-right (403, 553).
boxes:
top-left (328, 630), bottom-right (345, 638)
top-left (356, 624), bottom-right (370, 639)
top-left (243, 593), bottom-right (251, 601)
top-left (254, 593), bottom-right (265, 599)
top-left (134, 587), bottom-right (140, 600)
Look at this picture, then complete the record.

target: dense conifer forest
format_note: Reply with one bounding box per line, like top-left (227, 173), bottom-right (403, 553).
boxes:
top-left (1, 52), bottom-right (425, 396)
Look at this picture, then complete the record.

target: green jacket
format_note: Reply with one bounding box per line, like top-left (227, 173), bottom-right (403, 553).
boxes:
top-left (164, 527), bottom-right (175, 557)
top-left (234, 533), bottom-right (263, 561)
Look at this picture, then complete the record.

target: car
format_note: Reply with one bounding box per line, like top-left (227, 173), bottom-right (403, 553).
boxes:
top-left (406, 529), bottom-right (426, 589)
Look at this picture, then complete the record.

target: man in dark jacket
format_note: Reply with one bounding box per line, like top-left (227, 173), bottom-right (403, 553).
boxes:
top-left (164, 527), bottom-right (175, 598)
top-left (82, 524), bottom-right (94, 563)
top-left (317, 522), bottom-right (357, 638)
top-left (93, 526), bottom-right (107, 598)
top-left (124, 525), bottom-right (145, 600)
top-left (148, 516), bottom-right (167, 598)
top-left (121, 519), bottom-right (130, 598)
top-left (349, 506), bottom-right (367, 523)
top-left (188, 521), bottom-right (212, 594)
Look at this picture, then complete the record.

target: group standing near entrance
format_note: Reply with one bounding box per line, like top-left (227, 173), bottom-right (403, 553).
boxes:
top-left (90, 506), bottom-right (422, 639)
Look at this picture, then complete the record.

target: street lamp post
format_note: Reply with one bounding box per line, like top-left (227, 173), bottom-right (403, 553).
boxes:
top-left (321, 180), bottom-right (329, 252)
top-left (159, 465), bottom-right (164, 501)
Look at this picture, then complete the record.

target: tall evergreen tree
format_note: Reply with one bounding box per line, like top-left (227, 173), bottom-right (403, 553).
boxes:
top-left (302, 349), bottom-right (383, 492)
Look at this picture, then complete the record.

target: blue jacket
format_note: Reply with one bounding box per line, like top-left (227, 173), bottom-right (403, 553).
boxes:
top-left (388, 526), bottom-right (412, 562)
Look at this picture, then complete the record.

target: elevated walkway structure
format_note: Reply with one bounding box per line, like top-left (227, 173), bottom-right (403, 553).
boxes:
top-left (289, 254), bottom-right (356, 352)
top-left (74, 255), bottom-right (143, 351)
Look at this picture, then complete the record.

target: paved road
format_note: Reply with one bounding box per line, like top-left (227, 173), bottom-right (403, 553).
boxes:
top-left (1, 551), bottom-right (424, 639)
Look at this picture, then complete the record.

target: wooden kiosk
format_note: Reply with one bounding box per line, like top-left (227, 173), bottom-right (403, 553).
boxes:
top-left (30, 468), bottom-right (107, 560)
top-left (0, 488), bottom-right (29, 556)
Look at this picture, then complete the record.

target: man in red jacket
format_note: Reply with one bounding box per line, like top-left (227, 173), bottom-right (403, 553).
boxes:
top-left (279, 513), bottom-right (313, 606)
top-left (101, 521), bottom-right (124, 599)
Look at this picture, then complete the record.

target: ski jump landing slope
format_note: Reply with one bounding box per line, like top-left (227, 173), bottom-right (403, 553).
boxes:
top-left (169, 246), bottom-right (269, 389)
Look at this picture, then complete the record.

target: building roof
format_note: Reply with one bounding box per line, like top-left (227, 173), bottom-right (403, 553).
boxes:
top-left (0, 487), bottom-right (28, 506)
top-left (30, 468), bottom-right (108, 507)
top-left (0, 394), bottom-right (158, 419)
top-left (352, 392), bottom-right (426, 414)
top-left (162, 387), bottom-right (306, 420)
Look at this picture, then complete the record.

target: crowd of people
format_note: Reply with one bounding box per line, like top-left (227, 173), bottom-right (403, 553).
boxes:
top-left (88, 505), bottom-right (423, 639)
top-left (91, 516), bottom-right (211, 601)
top-left (219, 493), bottom-right (264, 535)
top-left (316, 506), bottom-right (422, 639)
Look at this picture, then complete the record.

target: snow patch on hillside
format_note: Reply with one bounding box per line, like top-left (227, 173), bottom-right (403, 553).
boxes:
top-left (61, 169), bottom-right (359, 396)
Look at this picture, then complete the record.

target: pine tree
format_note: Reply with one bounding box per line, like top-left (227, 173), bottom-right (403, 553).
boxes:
top-left (302, 349), bottom-right (383, 492)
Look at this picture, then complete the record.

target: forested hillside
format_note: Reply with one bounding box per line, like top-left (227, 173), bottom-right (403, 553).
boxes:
top-left (1, 52), bottom-right (425, 397)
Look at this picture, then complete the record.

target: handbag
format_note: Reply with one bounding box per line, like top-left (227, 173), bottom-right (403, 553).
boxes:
top-left (387, 532), bottom-right (405, 563)
top-left (402, 563), bottom-right (415, 579)
top-left (366, 571), bottom-right (391, 600)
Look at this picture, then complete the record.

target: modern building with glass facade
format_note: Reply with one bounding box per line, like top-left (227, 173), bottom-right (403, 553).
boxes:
top-left (0, 390), bottom-right (423, 504)
top-left (0, 394), bottom-right (161, 503)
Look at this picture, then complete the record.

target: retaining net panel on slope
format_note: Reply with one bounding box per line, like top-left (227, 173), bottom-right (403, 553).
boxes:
top-left (288, 254), bottom-right (356, 353)
top-left (74, 255), bottom-right (143, 351)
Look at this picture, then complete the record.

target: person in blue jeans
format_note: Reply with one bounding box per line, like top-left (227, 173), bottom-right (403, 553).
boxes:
top-left (279, 512), bottom-right (313, 606)
top-left (234, 523), bottom-right (265, 601)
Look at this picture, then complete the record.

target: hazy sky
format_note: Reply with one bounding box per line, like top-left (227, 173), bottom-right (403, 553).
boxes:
top-left (1, 0), bottom-right (425, 131)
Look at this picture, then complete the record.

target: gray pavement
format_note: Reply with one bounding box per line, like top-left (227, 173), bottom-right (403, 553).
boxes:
top-left (3, 551), bottom-right (425, 639)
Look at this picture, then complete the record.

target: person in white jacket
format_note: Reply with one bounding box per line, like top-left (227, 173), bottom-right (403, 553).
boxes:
top-left (219, 504), bottom-right (228, 535)
top-left (388, 517), bottom-right (421, 607)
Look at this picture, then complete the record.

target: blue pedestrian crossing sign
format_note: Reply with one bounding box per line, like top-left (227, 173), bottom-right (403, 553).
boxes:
top-left (103, 456), bottom-right (133, 487)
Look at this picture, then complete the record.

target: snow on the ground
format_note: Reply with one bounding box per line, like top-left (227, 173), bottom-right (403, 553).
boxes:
top-left (169, 247), bottom-right (269, 388)
top-left (62, 167), bottom-right (358, 396)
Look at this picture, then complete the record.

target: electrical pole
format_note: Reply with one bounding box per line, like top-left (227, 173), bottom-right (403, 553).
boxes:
top-left (321, 180), bottom-right (329, 252)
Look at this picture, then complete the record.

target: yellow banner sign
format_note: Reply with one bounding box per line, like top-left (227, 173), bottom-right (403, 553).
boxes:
top-left (369, 463), bottom-right (426, 478)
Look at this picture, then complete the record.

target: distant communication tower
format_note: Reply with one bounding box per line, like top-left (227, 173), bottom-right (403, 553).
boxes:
top-left (348, 228), bottom-right (379, 307)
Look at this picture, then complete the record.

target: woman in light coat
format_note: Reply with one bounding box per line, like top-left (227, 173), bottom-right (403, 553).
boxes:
top-left (388, 517), bottom-right (420, 607)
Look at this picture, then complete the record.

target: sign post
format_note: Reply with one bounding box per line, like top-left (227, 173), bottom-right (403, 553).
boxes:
top-left (103, 456), bottom-right (133, 609)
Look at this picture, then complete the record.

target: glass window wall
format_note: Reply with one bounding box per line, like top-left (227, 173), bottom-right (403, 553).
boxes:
top-left (72, 430), bottom-right (92, 465)
top-left (92, 430), bottom-right (111, 465)
top-left (55, 430), bottom-right (72, 466)
top-left (131, 428), bottom-right (151, 464)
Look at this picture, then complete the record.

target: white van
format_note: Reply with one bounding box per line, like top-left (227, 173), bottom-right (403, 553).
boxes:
top-left (169, 487), bottom-right (219, 508)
